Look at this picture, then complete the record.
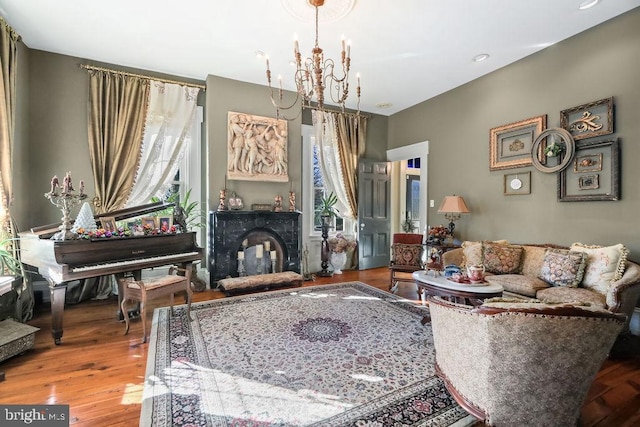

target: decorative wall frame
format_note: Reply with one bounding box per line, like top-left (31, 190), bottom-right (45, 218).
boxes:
top-left (531, 128), bottom-right (576, 174)
top-left (227, 111), bottom-right (288, 182)
top-left (490, 115), bottom-right (546, 171)
top-left (503, 171), bottom-right (531, 195)
top-left (558, 138), bottom-right (620, 202)
top-left (560, 97), bottom-right (613, 141)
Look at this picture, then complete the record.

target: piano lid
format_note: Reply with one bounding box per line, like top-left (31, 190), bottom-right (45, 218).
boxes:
top-left (30, 201), bottom-right (175, 237)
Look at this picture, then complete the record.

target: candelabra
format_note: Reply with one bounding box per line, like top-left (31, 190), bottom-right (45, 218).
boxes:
top-left (45, 172), bottom-right (87, 241)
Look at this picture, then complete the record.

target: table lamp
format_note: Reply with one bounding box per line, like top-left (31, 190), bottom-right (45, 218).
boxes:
top-left (437, 195), bottom-right (470, 237)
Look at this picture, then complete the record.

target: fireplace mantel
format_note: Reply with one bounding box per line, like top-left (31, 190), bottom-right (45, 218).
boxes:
top-left (208, 211), bottom-right (301, 286)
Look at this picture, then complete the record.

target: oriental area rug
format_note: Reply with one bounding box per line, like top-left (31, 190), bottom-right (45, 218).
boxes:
top-left (140, 282), bottom-right (476, 426)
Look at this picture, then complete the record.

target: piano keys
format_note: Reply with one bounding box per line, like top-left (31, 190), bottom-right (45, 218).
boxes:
top-left (19, 202), bottom-right (203, 344)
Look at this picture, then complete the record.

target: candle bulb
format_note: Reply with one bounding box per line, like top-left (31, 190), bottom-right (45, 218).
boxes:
top-left (79, 180), bottom-right (85, 195)
top-left (256, 244), bottom-right (263, 258)
top-left (270, 250), bottom-right (277, 261)
top-left (264, 241), bottom-right (270, 251)
top-left (238, 251), bottom-right (244, 260)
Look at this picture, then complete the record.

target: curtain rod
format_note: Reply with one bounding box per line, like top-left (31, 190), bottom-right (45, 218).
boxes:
top-left (305, 104), bottom-right (370, 119)
top-left (80, 64), bottom-right (206, 91)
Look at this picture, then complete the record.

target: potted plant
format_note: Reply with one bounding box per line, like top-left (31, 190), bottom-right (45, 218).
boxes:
top-left (318, 192), bottom-right (338, 227)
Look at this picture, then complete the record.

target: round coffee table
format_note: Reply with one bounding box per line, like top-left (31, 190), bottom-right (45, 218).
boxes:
top-left (412, 270), bottom-right (503, 307)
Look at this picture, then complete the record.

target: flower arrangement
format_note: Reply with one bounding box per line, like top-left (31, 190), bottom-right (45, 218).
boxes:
top-left (76, 223), bottom-right (178, 239)
top-left (544, 140), bottom-right (565, 157)
top-left (328, 233), bottom-right (357, 253)
top-left (428, 225), bottom-right (449, 241)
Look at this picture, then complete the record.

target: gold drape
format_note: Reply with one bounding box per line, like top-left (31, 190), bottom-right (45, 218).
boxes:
top-left (88, 71), bottom-right (149, 213)
top-left (0, 16), bottom-right (19, 211)
top-left (334, 112), bottom-right (367, 218)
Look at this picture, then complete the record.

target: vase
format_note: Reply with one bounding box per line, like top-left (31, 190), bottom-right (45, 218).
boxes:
top-left (330, 251), bottom-right (347, 274)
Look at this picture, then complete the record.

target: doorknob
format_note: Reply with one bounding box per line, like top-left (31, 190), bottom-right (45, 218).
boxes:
top-left (360, 223), bottom-right (365, 229)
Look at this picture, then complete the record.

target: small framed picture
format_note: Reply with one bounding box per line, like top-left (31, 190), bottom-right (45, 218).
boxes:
top-left (503, 171), bottom-right (531, 195)
top-left (158, 215), bottom-right (173, 230)
top-left (573, 153), bottom-right (603, 173)
top-left (141, 216), bottom-right (157, 229)
top-left (578, 174), bottom-right (599, 190)
top-left (99, 216), bottom-right (117, 232)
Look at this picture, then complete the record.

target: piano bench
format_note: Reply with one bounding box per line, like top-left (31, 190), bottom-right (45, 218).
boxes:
top-left (218, 271), bottom-right (304, 296)
top-left (118, 265), bottom-right (194, 344)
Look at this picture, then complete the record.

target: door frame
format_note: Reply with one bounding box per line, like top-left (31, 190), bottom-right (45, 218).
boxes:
top-left (387, 141), bottom-right (430, 236)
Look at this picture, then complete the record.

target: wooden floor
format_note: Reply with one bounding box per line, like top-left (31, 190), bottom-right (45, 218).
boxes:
top-left (0, 267), bottom-right (638, 426)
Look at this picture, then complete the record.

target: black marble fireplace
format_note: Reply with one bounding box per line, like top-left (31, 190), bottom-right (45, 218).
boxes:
top-left (208, 211), bottom-right (301, 286)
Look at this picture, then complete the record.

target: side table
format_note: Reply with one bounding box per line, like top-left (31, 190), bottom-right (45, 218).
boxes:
top-left (424, 242), bottom-right (460, 274)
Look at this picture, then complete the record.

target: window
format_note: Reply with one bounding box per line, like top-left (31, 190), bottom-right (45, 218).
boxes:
top-left (303, 124), bottom-right (353, 237)
top-left (312, 144), bottom-right (344, 232)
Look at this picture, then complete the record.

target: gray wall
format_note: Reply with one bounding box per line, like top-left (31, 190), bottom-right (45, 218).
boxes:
top-left (389, 8), bottom-right (640, 260)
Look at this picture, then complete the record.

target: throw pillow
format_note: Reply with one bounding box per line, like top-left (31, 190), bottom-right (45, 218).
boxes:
top-left (461, 240), bottom-right (509, 267)
top-left (461, 241), bottom-right (482, 268)
top-left (482, 242), bottom-right (523, 274)
top-left (520, 245), bottom-right (548, 277)
top-left (485, 274), bottom-right (550, 297)
top-left (392, 243), bottom-right (423, 267)
top-left (570, 243), bottom-right (629, 295)
top-left (539, 248), bottom-right (586, 288)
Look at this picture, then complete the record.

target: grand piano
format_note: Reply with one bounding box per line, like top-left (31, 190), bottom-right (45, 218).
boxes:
top-left (19, 201), bottom-right (203, 344)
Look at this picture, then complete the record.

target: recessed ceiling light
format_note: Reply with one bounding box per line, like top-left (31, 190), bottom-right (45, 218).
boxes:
top-left (578, 0), bottom-right (599, 10)
top-left (473, 53), bottom-right (490, 63)
top-left (255, 50), bottom-right (265, 58)
top-left (376, 103), bottom-right (393, 109)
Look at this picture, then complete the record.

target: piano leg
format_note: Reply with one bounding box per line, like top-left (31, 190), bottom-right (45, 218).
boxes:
top-left (49, 282), bottom-right (67, 345)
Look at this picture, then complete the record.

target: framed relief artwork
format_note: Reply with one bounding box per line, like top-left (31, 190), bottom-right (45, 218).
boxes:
top-left (558, 138), bottom-right (620, 202)
top-left (503, 171), bottom-right (531, 196)
top-left (227, 111), bottom-right (288, 182)
top-left (560, 97), bottom-right (613, 141)
top-left (490, 115), bottom-right (546, 171)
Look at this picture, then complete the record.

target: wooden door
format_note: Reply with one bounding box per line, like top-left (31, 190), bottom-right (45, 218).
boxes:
top-left (358, 160), bottom-right (391, 269)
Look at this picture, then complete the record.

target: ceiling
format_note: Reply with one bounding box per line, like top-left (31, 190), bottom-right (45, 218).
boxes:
top-left (1, 0), bottom-right (639, 116)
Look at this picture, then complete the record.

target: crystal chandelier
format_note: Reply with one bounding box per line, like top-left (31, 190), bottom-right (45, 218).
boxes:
top-left (266, 0), bottom-right (360, 119)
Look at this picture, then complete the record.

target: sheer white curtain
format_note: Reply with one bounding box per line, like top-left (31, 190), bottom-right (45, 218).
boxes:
top-left (126, 81), bottom-right (200, 206)
top-left (312, 110), bottom-right (353, 219)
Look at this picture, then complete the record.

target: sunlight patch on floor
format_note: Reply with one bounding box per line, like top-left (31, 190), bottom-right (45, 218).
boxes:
top-left (121, 382), bottom-right (144, 405)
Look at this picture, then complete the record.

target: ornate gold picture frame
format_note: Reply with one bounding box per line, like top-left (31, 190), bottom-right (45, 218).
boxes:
top-left (489, 115), bottom-right (546, 171)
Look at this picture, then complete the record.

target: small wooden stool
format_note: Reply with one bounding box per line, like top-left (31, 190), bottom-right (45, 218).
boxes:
top-left (119, 265), bottom-right (193, 343)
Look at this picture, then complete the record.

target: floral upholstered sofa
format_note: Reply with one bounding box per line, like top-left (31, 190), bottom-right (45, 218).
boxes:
top-left (442, 241), bottom-right (640, 332)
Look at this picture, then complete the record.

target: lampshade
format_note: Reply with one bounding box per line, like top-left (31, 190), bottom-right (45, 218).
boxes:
top-left (437, 196), bottom-right (470, 214)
